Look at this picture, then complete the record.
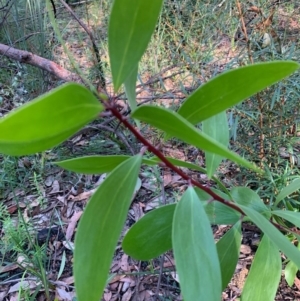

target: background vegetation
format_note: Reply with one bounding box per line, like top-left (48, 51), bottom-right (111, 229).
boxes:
top-left (1, 0), bottom-right (300, 300)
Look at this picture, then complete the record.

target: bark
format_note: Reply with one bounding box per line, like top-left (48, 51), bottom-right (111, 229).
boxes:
top-left (0, 43), bottom-right (82, 83)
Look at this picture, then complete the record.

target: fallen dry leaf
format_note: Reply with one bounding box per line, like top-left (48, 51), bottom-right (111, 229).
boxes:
top-left (66, 211), bottom-right (83, 240)
top-left (120, 254), bottom-right (130, 272)
top-left (50, 180), bottom-right (60, 194)
top-left (68, 189), bottom-right (96, 201)
top-left (121, 288), bottom-right (133, 301)
top-left (55, 287), bottom-right (74, 301)
top-left (8, 280), bottom-right (38, 293)
top-left (103, 291), bottom-right (112, 301)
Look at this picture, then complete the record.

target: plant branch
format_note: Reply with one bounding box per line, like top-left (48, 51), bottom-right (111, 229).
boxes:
top-left (107, 104), bottom-right (245, 215)
top-left (0, 43), bottom-right (81, 82)
top-left (107, 103), bottom-right (300, 236)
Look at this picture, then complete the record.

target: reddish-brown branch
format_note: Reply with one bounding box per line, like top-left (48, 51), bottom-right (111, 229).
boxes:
top-left (107, 104), bottom-right (245, 216)
top-left (107, 104), bottom-right (300, 237)
top-left (0, 43), bottom-right (81, 82)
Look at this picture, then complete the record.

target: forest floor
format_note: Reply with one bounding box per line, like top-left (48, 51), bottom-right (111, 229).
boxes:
top-left (1, 0), bottom-right (300, 300)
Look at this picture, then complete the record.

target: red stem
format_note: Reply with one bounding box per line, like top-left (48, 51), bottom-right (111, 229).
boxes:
top-left (105, 102), bottom-right (299, 236)
top-left (107, 104), bottom-right (245, 216)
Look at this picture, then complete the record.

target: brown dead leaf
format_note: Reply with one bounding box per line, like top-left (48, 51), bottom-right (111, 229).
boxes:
top-left (66, 211), bottom-right (83, 240)
top-left (103, 291), bottom-right (112, 301)
top-left (68, 189), bottom-right (96, 201)
top-left (132, 203), bottom-right (144, 221)
top-left (294, 277), bottom-right (300, 290)
top-left (55, 287), bottom-right (74, 301)
top-left (163, 171), bottom-right (173, 187)
top-left (240, 244), bottom-right (251, 255)
top-left (120, 254), bottom-right (130, 272)
top-left (248, 6), bottom-right (261, 13)
top-left (50, 180), bottom-right (60, 194)
top-left (8, 280), bottom-right (38, 293)
top-left (121, 288), bottom-right (133, 301)
top-left (0, 263), bottom-right (18, 274)
top-left (60, 276), bottom-right (74, 285)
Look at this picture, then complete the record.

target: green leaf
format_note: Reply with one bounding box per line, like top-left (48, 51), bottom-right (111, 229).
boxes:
top-left (124, 64), bottom-right (140, 128)
top-left (274, 178), bottom-right (300, 207)
top-left (124, 64), bottom-right (138, 112)
top-left (242, 235), bottom-right (281, 301)
top-left (231, 187), bottom-right (271, 218)
top-left (122, 204), bottom-right (176, 260)
top-left (54, 155), bottom-right (159, 174)
top-left (285, 244), bottom-right (300, 287)
top-left (203, 112), bottom-right (229, 178)
top-left (272, 210), bottom-right (300, 228)
top-left (195, 187), bottom-right (241, 224)
top-left (239, 205), bottom-right (300, 269)
top-left (177, 62), bottom-right (299, 124)
top-left (0, 83), bottom-right (102, 156)
top-left (173, 187), bottom-right (221, 301)
top-left (55, 155), bottom-right (132, 174)
top-left (74, 155), bottom-right (142, 301)
top-left (109, 0), bottom-right (163, 90)
top-left (217, 221), bottom-right (242, 290)
top-left (132, 106), bottom-right (261, 172)
top-left (285, 259), bottom-right (298, 287)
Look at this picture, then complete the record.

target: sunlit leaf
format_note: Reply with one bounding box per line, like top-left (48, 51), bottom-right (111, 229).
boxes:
top-left (217, 221), bottom-right (241, 290)
top-left (274, 178), bottom-right (300, 206)
top-left (0, 83), bottom-right (102, 156)
top-left (242, 235), bottom-right (281, 301)
top-left (178, 62), bottom-right (299, 124)
top-left (122, 204), bottom-right (176, 260)
top-left (203, 112), bottom-right (229, 178)
top-left (173, 187), bottom-right (221, 301)
top-left (109, 0), bottom-right (163, 90)
top-left (132, 106), bottom-right (261, 173)
top-left (74, 155), bottom-right (142, 301)
top-left (239, 205), bottom-right (300, 269)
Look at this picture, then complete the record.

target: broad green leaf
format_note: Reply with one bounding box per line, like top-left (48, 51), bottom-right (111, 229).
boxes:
top-left (178, 62), bottom-right (299, 124)
top-left (203, 112), bottom-right (229, 178)
top-left (122, 204), bottom-right (176, 260)
top-left (272, 210), bottom-right (300, 228)
top-left (132, 106), bottom-right (261, 172)
top-left (274, 178), bottom-right (300, 206)
top-left (74, 155), bottom-right (142, 301)
top-left (285, 244), bottom-right (300, 287)
top-left (217, 221), bottom-right (242, 290)
top-left (54, 155), bottom-right (158, 174)
top-left (195, 187), bottom-right (240, 224)
top-left (109, 0), bottom-right (163, 90)
top-left (55, 155), bottom-right (132, 174)
top-left (124, 64), bottom-right (138, 112)
top-left (242, 235), bottom-right (281, 301)
top-left (239, 205), bottom-right (300, 269)
top-left (0, 83), bottom-right (102, 156)
top-left (124, 64), bottom-right (140, 128)
top-left (285, 259), bottom-right (298, 287)
top-left (231, 187), bottom-right (271, 218)
top-left (173, 187), bottom-right (221, 301)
